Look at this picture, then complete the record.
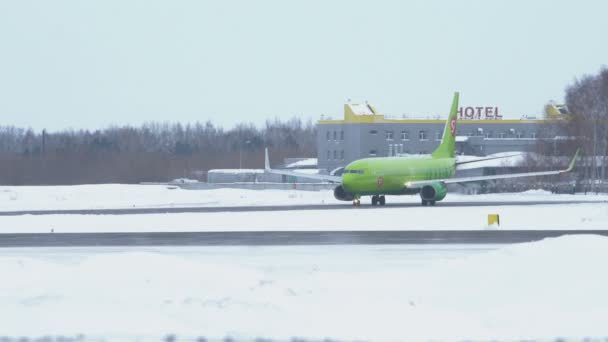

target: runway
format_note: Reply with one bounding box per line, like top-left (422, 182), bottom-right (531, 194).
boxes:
top-left (0, 199), bottom-right (605, 216)
top-left (0, 230), bottom-right (606, 247)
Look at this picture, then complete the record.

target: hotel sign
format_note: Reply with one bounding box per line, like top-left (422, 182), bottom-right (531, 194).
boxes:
top-left (458, 107), bottom-right (502, 120)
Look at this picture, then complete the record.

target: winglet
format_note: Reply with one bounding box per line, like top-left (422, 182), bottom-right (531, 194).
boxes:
top-left (264, 148), bottom-right (271, 171)
top-left (564, 148), bottom-right (580, 172)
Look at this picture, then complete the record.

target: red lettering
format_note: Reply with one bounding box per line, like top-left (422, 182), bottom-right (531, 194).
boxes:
top-left (465, 107), bottom-right (475, 118)
top-left (475, 107), bottom-right (484, 119)
top-left (459, 106), bottom-right (501, 119)
top-left (495, 107), bottom-right (502, 119)
top-left (485, 107), bottom-right (494, 119)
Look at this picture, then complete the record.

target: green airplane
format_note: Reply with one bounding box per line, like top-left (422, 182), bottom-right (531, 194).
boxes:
top-left (265, 92), bottom-right (580, 206)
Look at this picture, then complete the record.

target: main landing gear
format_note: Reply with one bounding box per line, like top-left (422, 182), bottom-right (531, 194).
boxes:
top-left (371, 195), bottom-right (386, 206)
top-left (421, 199), bottom-right (436, 206)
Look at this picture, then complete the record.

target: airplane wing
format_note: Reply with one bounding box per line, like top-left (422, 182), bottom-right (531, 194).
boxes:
top-left (406, 149), bottom-right (580, 188)
top-left (264, 148), bottom-right (342, 183)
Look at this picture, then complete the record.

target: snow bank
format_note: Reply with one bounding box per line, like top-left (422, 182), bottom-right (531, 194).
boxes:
top-left (285, 158), bottom-right (317, 168)
top-left (455, 152), bottom-right (525, 170)
top-left (0, 185), bottom-right (334, 211)
top-left (1, 235), bottom-right (607, 340)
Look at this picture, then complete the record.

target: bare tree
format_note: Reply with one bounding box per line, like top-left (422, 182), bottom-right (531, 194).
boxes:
top-left (564, 66), bottom-right (608, 192)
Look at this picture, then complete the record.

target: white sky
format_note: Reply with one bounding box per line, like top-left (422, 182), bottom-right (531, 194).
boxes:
top-left (0, 0), bottom-right (606, 131)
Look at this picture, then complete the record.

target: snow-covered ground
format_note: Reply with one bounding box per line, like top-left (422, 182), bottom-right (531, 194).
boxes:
top-left (1, 184), bottom-right (606, 212)
top-left (1, 235), bottom-right (607, 340)
top-left (1, 185), bottom-right (607, 339)
top-left (2, 201), bottom-right (608, 233)
top-left (1, 185), bottom-right (607, 233)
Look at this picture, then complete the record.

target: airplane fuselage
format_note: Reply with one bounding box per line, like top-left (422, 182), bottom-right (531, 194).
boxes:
top-left (341, 156), bottom-right (456, 196)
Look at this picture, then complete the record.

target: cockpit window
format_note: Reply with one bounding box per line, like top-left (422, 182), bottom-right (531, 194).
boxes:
top-left (344, 169), bottom-right (364, 174)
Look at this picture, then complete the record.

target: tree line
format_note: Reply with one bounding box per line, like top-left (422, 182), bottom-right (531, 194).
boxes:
top-left (2, 68), bottom-right (607, 187)
top-left (0, 118), bottom-right (316, 185)
top-left (564, 67), bottom-right (608, 189)
top-left (524, 67), bottom-right (608, 191)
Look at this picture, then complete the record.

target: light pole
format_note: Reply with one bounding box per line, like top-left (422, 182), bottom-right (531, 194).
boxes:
top-left (239, 140), bottom-right (251, 169)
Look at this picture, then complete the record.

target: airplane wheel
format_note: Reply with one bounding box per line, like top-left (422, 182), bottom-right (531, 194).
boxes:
top-left (430, 201), bottom-right (436, 206)
top-left (371, 195), bottom-right (378, 206)
top-left (421, 200), bottom-right (428, 206)
top-left (379, 196), bottom-right (386, 206)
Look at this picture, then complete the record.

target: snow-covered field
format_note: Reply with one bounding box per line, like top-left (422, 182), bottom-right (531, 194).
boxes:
top-left (1, 185), bottom-right (608, 340)
top-left (2, 201), bottom-right (608, 233)
top-left (1, 185), bottom-right (607, 233)
top-left (0, 184), bottom-right (606, 211)
top-left (1, 235), bottom-right (607, 340)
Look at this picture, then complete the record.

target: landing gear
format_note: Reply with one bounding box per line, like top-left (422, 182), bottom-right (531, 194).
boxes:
top-left (421, 199), bottom-right (436, 206)
top-left (371, 195), bottom-right (386, 206)
top-left (352, 198), bottom-right (361, 207)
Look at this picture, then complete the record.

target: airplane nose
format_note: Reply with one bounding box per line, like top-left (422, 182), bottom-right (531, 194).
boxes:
top-left (341, 174), bottom-right (352, 189)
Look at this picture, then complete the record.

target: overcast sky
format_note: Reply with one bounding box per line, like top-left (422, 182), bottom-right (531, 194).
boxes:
top-left (1, 0), bottom-right (606, 131)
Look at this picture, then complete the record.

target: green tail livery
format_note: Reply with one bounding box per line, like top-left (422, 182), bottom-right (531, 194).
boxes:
top-left (265, 92), bottom-right (580, 206)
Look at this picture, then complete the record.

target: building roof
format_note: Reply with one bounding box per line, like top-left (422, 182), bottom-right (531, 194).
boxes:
top-left (318, 103), bottom-right (555, 125)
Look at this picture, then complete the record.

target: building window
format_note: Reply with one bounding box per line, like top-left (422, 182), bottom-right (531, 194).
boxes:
top-left (435, 131), bottom-right (441, 141)
top-left (401, 130), bottom-right (409, 140)
top-left (340, 150), bottom-right (344, 160)
top-left (531, 132), bottom-right (537, 139)
top-left (419, 130), bottom-right (427, 141)
top-left (369, 129), bottom-right (378, 135)
top-left (499, 132), bottom-right (506, 139)
top-left (340, 130), bottom-right (344, 140)
top-left (333, 150), bottom-right (337, 159)
top-left (326, 131), bottom-right (330, 141)
top-left (333, 131), bottom-right (337, 141)
top-left (516, 132), bottom-right (523, 139)
top-left (485, 131), bottom-right (493, 139)
top-left (386, 131), bottom-right (393, 141)
top-left (369, 149), bottom-right (377, 156)
top-left (327, 150), bottom-right (331, 160)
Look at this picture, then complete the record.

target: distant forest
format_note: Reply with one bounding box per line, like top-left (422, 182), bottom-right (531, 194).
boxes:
top-left (2, 67), bottom-right (607, 186)
top-left (0, 118), bottom-right (316, 185)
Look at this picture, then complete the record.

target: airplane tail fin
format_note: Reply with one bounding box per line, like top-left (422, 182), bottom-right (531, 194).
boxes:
top-left (431, 92), bottom-right (459, 159)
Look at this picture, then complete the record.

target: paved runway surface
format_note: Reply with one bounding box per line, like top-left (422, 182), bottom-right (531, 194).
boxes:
top-left (1, 230), bottom-right (606, 247)
top-left (0, 199), bottom-right (605, 216)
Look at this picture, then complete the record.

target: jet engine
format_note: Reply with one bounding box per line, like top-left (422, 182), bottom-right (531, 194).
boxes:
top-left (419, 182), bottom-right (448, 202)
top-left (334, 185), bottom-right (355, 201)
